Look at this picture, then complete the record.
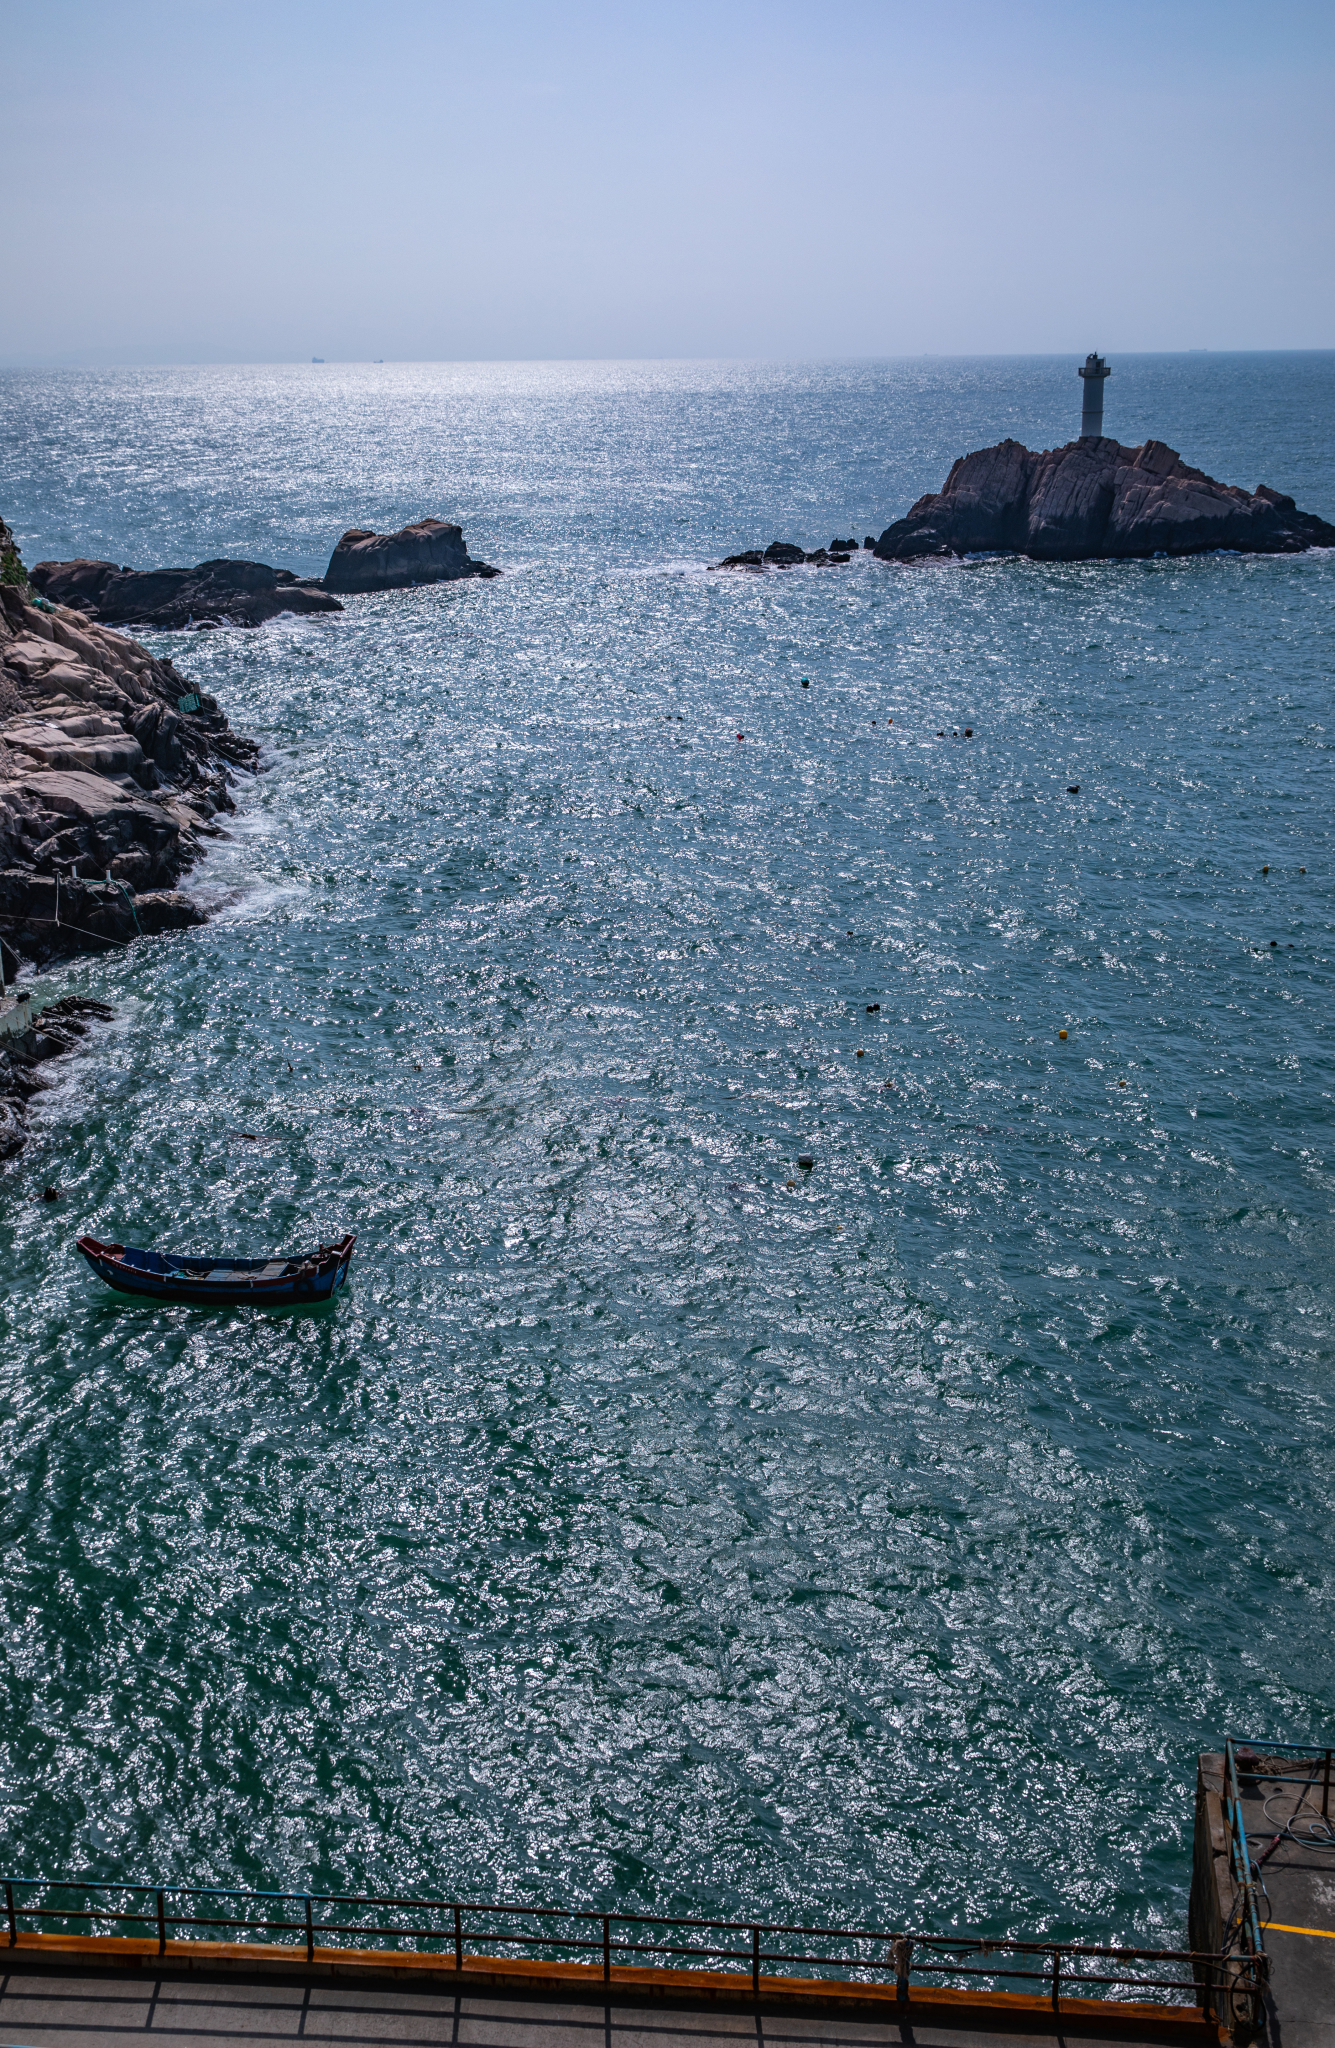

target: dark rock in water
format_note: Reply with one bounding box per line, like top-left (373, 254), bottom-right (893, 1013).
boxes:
top-left (864, 536), bottom-right (875, 549)
top-left (30, 557), bottom-right (342, 631)
top-left (323, 517), bottom-right (499, 594)
top-left (714, 540), bottom-right (818, 571)
top-left (872, 437), bottom-right (1335, 563)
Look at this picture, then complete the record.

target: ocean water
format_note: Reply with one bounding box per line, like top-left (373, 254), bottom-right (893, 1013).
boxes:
top-left (1, 355), bottom-right (1333, 1950)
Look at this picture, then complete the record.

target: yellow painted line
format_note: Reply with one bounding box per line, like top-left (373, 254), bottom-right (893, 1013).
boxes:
top-left (1262, 1921), bottom-right (1335, 1940)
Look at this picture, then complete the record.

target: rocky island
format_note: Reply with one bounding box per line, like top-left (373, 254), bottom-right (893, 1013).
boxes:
top-left (712, 538), bottom-right (867, 571)
top-left (872, 436), bottom-right (1335, 563)
top-left (1, 516), bottom-right (258, 1154)
top-left (323, 516), bottom-right (499, 593)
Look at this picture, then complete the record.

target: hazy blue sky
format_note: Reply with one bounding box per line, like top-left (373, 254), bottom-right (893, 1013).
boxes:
top-left (4, 0), bottom-right (1332, 363)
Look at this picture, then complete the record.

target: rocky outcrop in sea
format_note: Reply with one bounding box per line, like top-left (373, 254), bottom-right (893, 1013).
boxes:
top-left (323, 517), bottom-right (500, 593)
top-left (712, 538), bottom-right (868, 571)
top-left (872, 437), bottom-right (1335, 563)
top-left (30, 556), bottom-right (342, 631)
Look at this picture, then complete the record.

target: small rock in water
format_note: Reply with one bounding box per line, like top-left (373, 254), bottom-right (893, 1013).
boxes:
top-left (40, 1185), bottom-right (60, 1201)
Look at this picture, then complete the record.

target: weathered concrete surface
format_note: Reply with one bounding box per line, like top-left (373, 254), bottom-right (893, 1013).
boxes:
top-left (323, 517), bottom-right (499, 593)
top-left (29, 556), bottom-right (342, 630)
top-left (1191, 1748), bottom-right (1335, 2048)
top-left (872, 438), bottom-right (1335, 563)
top-left (0, 1951), bottom-right (1216, 2048)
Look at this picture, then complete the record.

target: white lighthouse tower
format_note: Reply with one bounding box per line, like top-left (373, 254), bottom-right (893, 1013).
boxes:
top-left (1078, 352), bottom-right (1111, 438)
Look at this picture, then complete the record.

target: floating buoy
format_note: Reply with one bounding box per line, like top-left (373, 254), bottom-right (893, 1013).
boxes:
top-left (1067, 784), bottom-right (1080, 794)
top-left (884, 1080), bottom-right (894, 1089)
top-left (866, 1002), bottom-right (880, 1013)
top-left (801, 678), bottom-right (810, 688)
top-left (856, 1049), bottom-right (865, 1057)
top-left (737, 732), bottom-right (744, 740)
top-left (964, 727), bottom-right (973, 737)
top-left (1262, 865), bottom-right (1269, 874)
top-left (798, 1155), bottom-right (814, 1170)
top-left (1270, 939), bottom-right (1278, 947)
top-left (1059, 1029), bottom-right (1068, 1040)
top-left (786, 1180), bottom-right (796, 1190)
top-left (1119, 1079), bottom-right (1126, 1087)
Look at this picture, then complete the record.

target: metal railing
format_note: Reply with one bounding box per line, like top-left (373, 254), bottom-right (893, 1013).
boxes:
top-left (0, 1873), bottom-right (1241, 2011)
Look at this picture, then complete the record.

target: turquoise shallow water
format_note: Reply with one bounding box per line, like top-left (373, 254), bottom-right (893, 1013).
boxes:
top-left (1, 356), bottom-right (1333, 1945)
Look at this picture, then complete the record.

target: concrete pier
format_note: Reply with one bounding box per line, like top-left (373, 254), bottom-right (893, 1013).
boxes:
top-left (1190, 1748), bottom-right (1335, 2045)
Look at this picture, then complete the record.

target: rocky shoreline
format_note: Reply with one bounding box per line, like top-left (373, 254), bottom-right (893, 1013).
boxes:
top-left (1, 515), bottom-right (259, 1155)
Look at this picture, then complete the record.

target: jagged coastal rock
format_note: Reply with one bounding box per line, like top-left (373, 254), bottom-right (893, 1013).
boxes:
top-left (323, 517), bottom-right (499, 593)
top-left (872, 437), bottom-right (1335, 563)
top-left (712, 538), bottom-right (865, 571)
top-left (1, 516), bottom-right (257, 975)
top-left (30, 556), bottom-right (342, 631)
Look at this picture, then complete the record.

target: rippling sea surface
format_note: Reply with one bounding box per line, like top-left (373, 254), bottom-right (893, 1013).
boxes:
top-left (2, 355), bottom-right (1333, 1946)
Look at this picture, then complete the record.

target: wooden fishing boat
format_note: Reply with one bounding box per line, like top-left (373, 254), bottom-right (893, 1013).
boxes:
top-left (75, 1232), bottom-right (356, 1305)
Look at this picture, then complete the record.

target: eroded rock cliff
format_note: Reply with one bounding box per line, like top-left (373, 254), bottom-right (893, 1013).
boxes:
top-left (873, 437), bottom-right (1335, 563)
top-left (1, 517), bottom-right (258, 968)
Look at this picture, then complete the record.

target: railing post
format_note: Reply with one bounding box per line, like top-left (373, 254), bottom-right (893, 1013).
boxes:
top-left (5, 1883), bottom-right (15, 1947)
top-left (1051, 1948), bottom-right (1061, 2013)
top-left (893, 1936), bottom-right (911, 2003)
top-left (305, 1895), bottom-right (313, 1964)
top-left (157, 1889), bottom-right (166, 1956)
top-left (603, 1915), bottom-right (611, 1983)
top-left (454, 1904), bottom-right (463, 1971)
top-left (751, 1926), bottom-right (760, 2000)
top-left (1323, 1748), bottom-right (1332, 1822)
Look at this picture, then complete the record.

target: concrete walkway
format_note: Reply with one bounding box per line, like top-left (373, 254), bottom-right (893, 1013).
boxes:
top-left (0, 1964), bottom-right (1203, 2048)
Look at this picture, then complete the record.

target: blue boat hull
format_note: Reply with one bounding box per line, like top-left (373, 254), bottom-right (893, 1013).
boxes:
top-left (75, 1233), bottom-right (356, 1306)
